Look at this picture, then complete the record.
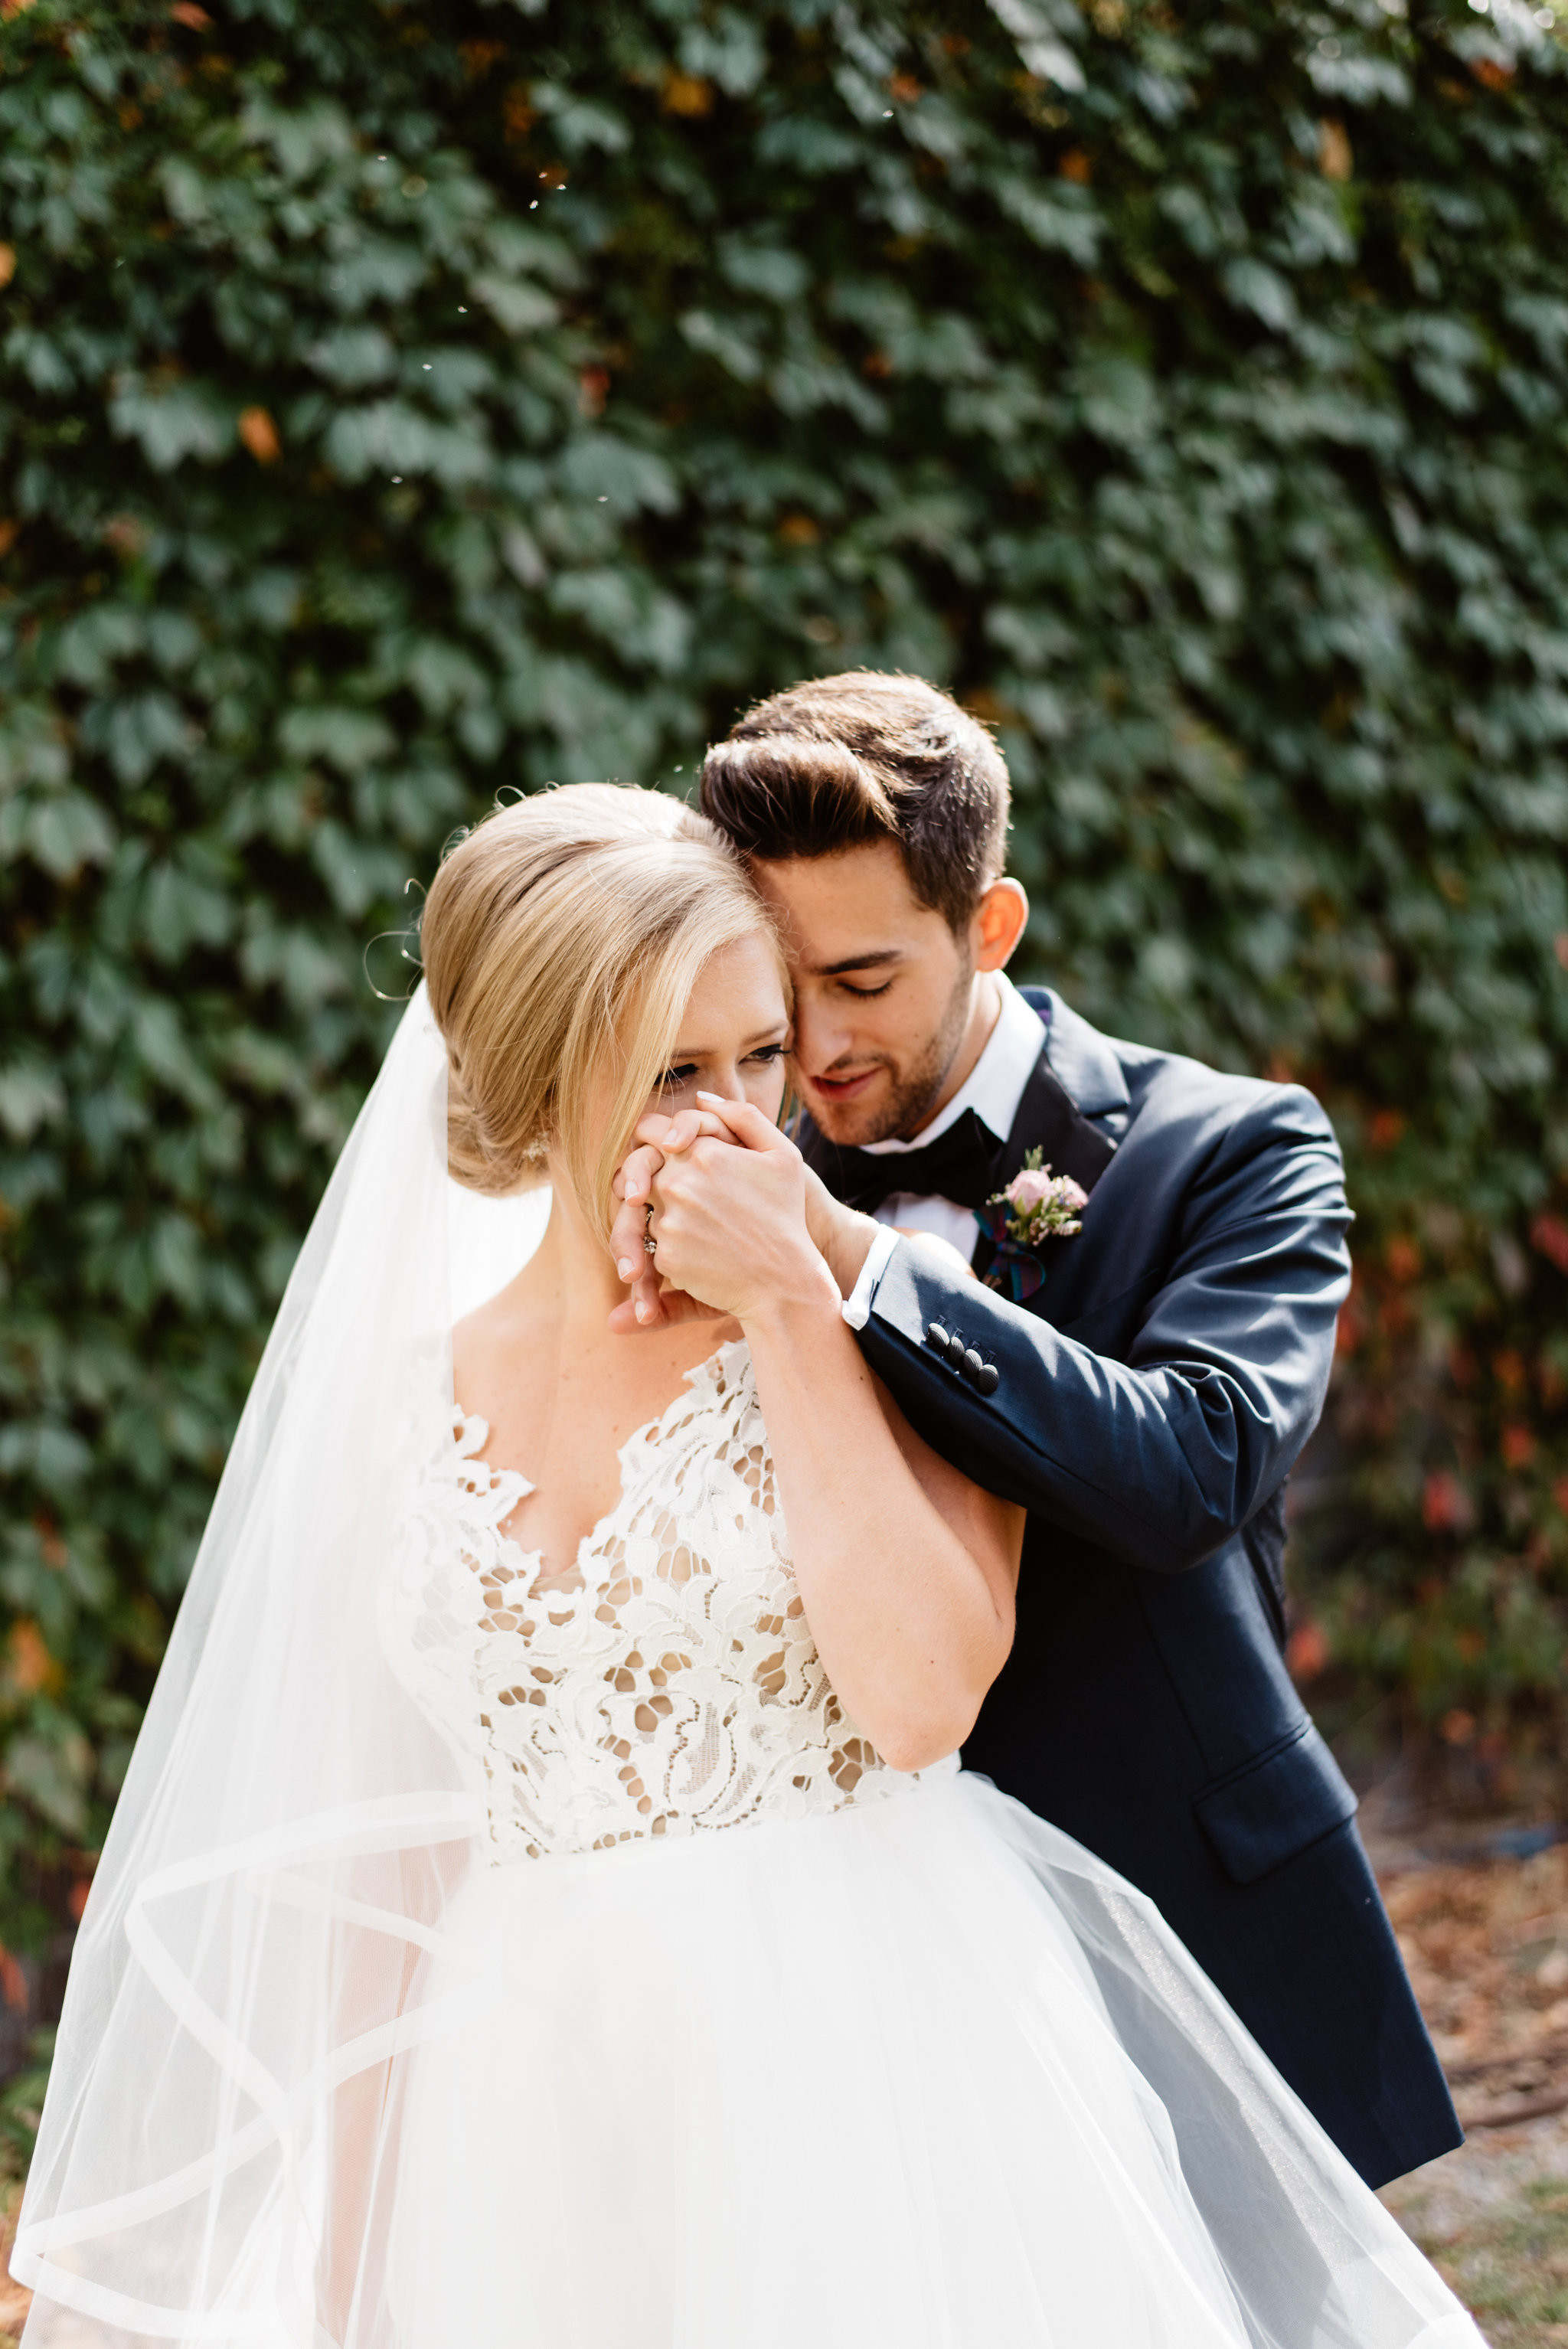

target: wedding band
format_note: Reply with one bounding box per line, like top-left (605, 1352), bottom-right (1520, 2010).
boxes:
top-left (643, 1205), bottom-right (657, 1257)
top-left (643, 1233), bottom-right (658, 1256)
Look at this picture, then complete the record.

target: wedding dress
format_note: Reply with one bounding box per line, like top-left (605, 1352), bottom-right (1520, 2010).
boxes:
top-left (12, 992), bottom-right (1479, 2348)
top-left (378, 1338), bottom-right (1476, 2349)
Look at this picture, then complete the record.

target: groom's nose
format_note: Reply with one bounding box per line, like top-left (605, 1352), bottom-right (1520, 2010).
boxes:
top-left (789, 994), bottom-right (854, 1076)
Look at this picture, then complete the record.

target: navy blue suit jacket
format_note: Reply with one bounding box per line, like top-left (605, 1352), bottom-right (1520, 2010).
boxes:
top-left (806, 988), bottom-right (1459, 2189)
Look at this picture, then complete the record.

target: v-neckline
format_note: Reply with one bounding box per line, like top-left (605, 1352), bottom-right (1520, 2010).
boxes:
top-left (453, 1338), bottom-right (749, 1598)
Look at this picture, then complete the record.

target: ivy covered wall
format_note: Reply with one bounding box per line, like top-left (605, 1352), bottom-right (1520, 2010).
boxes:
top-left (2, 0), bottom-right (1568, 1954)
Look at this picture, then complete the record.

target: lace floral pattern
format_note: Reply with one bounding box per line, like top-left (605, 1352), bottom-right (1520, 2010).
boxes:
top-left (389, 1339), bottom-right (926, 1861)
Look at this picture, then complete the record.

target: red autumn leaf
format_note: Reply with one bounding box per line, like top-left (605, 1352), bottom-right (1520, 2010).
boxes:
top-left (1386, 1235), bottom-right (1420, 1282)
top-left (1423, 1471), bottom-right (1468, 1531)
top-left (1285, 1619), bottom-right (1330, 1682)
top-left (0, 1944), bottom-right (25, 2013)
top-left (1530, 1212), bottom-right (1568, 1273)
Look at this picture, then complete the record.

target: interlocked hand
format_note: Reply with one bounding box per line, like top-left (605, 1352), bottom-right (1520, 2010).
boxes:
top-left (609, 1106), bottom-right (733, 1332)
top-left (608, 1095), bottom-right (835, 1332)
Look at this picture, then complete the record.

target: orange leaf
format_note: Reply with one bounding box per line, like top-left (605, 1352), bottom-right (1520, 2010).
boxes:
top-left (8, 1619), bottom-right (54, 1696)
top-left (662, 70), bottom-right (714, 116)
top-left (238, 406), bottom-right (280, 463)
top-left (1318, 118), bottom-right (1353, 181)
top-left (1285, 1619), bottom-right (1329, 1683)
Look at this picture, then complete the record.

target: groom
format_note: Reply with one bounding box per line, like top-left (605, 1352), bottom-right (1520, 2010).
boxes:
top-left (616, 670), bottom-right (1459, 2189)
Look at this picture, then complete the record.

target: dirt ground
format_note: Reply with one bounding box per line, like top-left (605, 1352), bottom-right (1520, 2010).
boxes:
top-left (2, 1822), bottom-right (1566, 2346)
top-left (1367, 1811), bottom-right (1568, 2346)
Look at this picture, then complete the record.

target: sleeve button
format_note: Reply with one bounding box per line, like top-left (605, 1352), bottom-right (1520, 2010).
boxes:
top-left (962, 1348), bottom-right (985, 1382)
top-left (975, 1363), bottom-right (999, 1396)
top-left (926, 1322), bottom-right (951, 1352)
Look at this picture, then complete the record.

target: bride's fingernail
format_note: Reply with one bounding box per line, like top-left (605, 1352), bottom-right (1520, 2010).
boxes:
top-left (635, 1300), bottom-right (652, 1322)
top-left (616, 1259), bottom-right (634, 1280)
top-left (695, 1090), bottom-right (724, 1103)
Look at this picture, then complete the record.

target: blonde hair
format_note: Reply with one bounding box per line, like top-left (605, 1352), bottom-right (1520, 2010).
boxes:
top-left (420, 784), bottom-right (781, 1234)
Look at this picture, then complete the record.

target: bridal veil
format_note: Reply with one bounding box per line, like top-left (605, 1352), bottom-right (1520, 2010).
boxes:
top-left (13, 991), bottom-right (540, 2342)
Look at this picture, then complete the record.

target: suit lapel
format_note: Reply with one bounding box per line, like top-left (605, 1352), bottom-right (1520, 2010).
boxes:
top-left (970, 1008), bottom-right (1119, 1286)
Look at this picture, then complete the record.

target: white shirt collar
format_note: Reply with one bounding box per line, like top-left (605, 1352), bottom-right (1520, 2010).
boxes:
top-left (861, 970), bottom-right (1044, 1156)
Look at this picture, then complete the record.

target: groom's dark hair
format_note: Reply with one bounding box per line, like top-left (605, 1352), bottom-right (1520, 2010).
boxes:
top-left (698, 671), bottom-right (1010, 933)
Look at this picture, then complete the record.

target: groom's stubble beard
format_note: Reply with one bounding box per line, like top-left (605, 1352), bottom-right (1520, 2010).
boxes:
top-left (802, 952), bottom-right (976, 1147)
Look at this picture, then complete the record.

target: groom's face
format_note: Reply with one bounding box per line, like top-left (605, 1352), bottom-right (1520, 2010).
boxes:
top-left (750, 841), bottom-right (976, 1147)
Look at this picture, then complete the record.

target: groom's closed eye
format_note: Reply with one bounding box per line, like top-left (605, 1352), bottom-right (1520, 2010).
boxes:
top-left (807, 950), bottom-right (906, 998)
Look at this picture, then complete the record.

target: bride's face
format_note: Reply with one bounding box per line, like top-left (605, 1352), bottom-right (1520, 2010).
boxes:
top-left (645, 932), bottom-right (791, 1125)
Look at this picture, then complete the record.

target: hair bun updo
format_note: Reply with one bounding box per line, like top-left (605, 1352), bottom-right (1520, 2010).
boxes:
top-left (417, 784), bottom-right (782, 1233)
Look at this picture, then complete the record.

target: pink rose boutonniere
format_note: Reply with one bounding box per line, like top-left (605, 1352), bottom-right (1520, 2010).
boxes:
top-left (976, 1148), bottom-right (1089, 1302)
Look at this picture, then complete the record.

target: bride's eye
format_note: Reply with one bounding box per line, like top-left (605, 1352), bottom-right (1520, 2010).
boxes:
top-left (658, 1063), bottom-right (699, 1091)
top-left (745, 1043), bottom-right (787, 1069)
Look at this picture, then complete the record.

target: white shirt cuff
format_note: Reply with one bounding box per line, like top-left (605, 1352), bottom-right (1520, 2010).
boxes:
top-left (840, 1222), bottom-right (901, 1331)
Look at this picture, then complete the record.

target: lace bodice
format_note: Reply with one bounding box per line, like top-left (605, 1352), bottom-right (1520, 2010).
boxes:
top-left (387, 1339), bottom-right (936, 1861)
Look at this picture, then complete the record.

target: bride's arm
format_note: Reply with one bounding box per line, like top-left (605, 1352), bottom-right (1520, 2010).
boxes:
top-left (642, 1103), bottom-right (1023, 1773)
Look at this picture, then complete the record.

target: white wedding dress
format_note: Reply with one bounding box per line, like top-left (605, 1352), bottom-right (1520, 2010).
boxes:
top-left (13, 999), bottom-right (1478, 2347)
top-left (379, 1336), bottom-right (1478, 2349)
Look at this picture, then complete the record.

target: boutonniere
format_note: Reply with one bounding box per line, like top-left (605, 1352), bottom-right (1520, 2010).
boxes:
top-left (976, 1151), bottom-right (1089, 1302)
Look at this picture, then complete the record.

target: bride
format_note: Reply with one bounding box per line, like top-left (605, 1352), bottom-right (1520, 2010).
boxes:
top-left (14, 786), bottom-right (1477, 2348)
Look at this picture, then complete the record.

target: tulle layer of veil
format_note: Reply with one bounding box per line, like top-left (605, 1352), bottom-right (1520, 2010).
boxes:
top-left (14, 990), bottom-right (542, 2343)
top-left (12, 986), bottom-right (1476, 2349)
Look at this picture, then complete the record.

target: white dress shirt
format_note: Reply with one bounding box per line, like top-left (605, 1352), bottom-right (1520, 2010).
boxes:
top-left (841, 971), bottom-right (1045, 1328)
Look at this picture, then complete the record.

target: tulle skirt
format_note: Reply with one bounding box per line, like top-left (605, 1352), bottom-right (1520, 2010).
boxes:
top-left (386, 1765), bottom-right (1478, 2349)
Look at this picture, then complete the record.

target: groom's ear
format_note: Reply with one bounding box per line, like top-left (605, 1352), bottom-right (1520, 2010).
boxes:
top-left (972, 878), bottom-right (1029, 972)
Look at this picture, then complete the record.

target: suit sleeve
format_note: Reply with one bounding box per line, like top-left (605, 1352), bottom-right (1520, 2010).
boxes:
top-left (854, 1086), bottom-right (1352, 1574)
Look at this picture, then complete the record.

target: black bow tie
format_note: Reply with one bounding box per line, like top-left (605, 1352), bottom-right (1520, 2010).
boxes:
top-left (811, 1108), bottom-right (1003, 1214)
